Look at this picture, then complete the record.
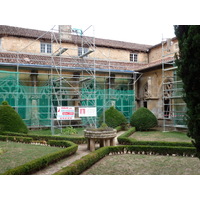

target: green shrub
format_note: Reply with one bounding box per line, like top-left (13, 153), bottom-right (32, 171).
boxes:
top-left (1, 101), bottom-right (8, 105)
top-left (62, 126), bottom-right (77, 135)
top-left (0, 102), bottom-right (28, 134)
top-left (99, 106), bottom-right (127, 128)
top-left (130, 107), bottom-right (158, 131)
top-left (86, 123), bottom-right (113, 131)
top-left (100, 123), bottom-right (108, 128)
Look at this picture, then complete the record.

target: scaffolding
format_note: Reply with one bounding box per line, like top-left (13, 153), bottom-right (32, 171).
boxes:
top-left (162, 38), bottom-right (187, 131)
top-left (0, 25), bottom-right (137, 133)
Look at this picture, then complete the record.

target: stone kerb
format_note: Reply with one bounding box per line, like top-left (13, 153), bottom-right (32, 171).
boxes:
top-left (84, 129), bottom-right (117, 151)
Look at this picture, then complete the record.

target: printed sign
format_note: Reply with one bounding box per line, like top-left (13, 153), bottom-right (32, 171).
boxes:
top-left (79, 107), bottom-right (97, 117)
top-left (57, 107), bottom-right (75, 120)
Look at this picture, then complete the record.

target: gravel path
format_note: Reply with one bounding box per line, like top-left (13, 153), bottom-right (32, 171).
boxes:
top-left (33, 131), bottom-right (124, 175)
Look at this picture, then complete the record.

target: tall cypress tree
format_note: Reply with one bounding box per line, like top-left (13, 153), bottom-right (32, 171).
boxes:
top-left (174, 25), bottom-right (200, 158)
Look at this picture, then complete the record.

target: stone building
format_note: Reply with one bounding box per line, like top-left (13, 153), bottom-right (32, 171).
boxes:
top-left (0, 25), bottom-right (184, 129)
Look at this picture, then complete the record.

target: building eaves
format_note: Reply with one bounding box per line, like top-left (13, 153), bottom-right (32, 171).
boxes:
top-left (135, 57), bottom-right (175, 71)
top-left (0, 52), bottom-right (146, 72)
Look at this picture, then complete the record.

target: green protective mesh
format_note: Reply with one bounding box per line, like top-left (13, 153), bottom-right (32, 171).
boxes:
top-left (81, 88), bottom-right (135, 126)
top-left (0, 70), bottom-right (135, 128)
top-left (0, 71), bottom-right (52, 127)
top-left (172, 71), bottom-right (187, 127)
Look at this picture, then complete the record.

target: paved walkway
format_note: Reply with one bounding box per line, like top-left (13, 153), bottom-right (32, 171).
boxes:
top-left (33, 131), bottom-right (124, 175)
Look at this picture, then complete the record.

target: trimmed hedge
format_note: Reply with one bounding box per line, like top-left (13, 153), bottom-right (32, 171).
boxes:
top-left (130, 107), bottom-right (158, 131)
top-left (0, 131), bottom-right (86, 144)
top-left (0, 135), bottom-right (32, 143)
top-left (2, 140), bottom-right (78, 175)
top-left (99, 106), bottom-right (127, 128)
top-left (54, 147), bottom-right (110, 175)
top-left (118, 139), bottom-right (194, 147)
top-left (115, 126), bottom-right (123, 132)
top-left (109, 145), bottom-right (196, 156)
top-left (0, 103), bottom-right (28, 133)
top-left (118, 127), bottom-right (136, 138)
top-left (117, 128), bottom-right (193, 147)
top-left (47, 140), bottom-right (75, 148)
top-left (54, 145), bottom-right (196, 175)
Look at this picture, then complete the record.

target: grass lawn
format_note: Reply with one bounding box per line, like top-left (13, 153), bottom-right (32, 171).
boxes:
top-left (29, 127), bottom-right (84, 137)
top-left (130, 131), bottom-right (191, 143)
top-left (0, 141), bottom-right (62, 174)
top-left (82, 154), bottom-right (200, 175)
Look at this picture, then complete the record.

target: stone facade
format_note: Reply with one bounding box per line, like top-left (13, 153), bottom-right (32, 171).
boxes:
top-left (0, 35), bottom-right (149, 63)
top-left (0, 25), bottom-right (178, 121)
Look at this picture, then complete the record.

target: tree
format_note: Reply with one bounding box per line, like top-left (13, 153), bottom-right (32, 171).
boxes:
top-left (174, 25), bottom-right (200, 157)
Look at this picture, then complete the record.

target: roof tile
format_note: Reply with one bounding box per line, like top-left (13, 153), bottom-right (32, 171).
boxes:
top-left (0, 25), bottom-right (152, 52)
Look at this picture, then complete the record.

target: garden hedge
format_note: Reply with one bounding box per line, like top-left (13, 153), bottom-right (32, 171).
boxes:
top-left (54, 147), bottom-right (110, 175)
top-left (0, 135), bottom-right (32, 143)
top-left (117, 128), bottom-right (194, 147)
top-left (1, 127), bottom-right (195, 175)
top-left (54, 145), bottom-right (196, 175)
top-left (0, 131), bottom-right (86, 144)
top-left (2, 140), bottom-right (78, 175)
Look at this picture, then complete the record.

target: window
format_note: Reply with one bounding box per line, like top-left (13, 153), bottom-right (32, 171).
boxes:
top-left (78, 47), bottom-right (89, 57)
top-left (130, 53), bottom-right (138, 62)
top-left (40, 42), bottom-right (52, 54)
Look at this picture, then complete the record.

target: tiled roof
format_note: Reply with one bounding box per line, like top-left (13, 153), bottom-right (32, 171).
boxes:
top-left (0, 52), bottom-right (146, 72)
top-left (135, 57), bottom-right (175, 71)
top-left (0, 25), bottom-right (152, 52)
top-left (0, 52), bottom-right (174, 72)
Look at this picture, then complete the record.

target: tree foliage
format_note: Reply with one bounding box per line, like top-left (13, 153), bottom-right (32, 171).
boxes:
top-left (174, 25), bottom-right (200, 157)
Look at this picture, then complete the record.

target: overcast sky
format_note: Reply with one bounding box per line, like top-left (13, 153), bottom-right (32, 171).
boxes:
top-left (2, 1), bottom-right (198, 46)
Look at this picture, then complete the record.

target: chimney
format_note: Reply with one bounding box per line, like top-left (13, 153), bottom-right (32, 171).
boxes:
top-left (59, 25), bottom-right (72, 41)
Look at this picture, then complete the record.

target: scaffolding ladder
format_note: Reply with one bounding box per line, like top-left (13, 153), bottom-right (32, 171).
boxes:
top-left (162, 38), bottom-right (187, 132)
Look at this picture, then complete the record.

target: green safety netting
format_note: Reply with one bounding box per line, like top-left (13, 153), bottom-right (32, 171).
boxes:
top-left (172, 71), bottom-right (187, 127)
top-left (0, 70), bottom-right (135, 128)
top-left (81, 88), bottom-right (135, 126)
top-left (0, 71), bottom-right (52, 127)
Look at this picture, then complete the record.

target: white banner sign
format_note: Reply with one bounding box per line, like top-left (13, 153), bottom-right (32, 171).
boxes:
top-left (57, 107), bottom-right (75, 120)
top-left (79, 107), bottom-right (97, 117)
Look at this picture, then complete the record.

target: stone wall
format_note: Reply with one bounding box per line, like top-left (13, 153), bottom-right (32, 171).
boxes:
top-left (1, 36), bottom-right (148, 63)
top-left (135, 67), bottom-right (173, 118)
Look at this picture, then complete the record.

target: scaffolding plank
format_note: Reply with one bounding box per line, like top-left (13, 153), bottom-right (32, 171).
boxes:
top-left (163, 66), bottom-right (178, 71)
